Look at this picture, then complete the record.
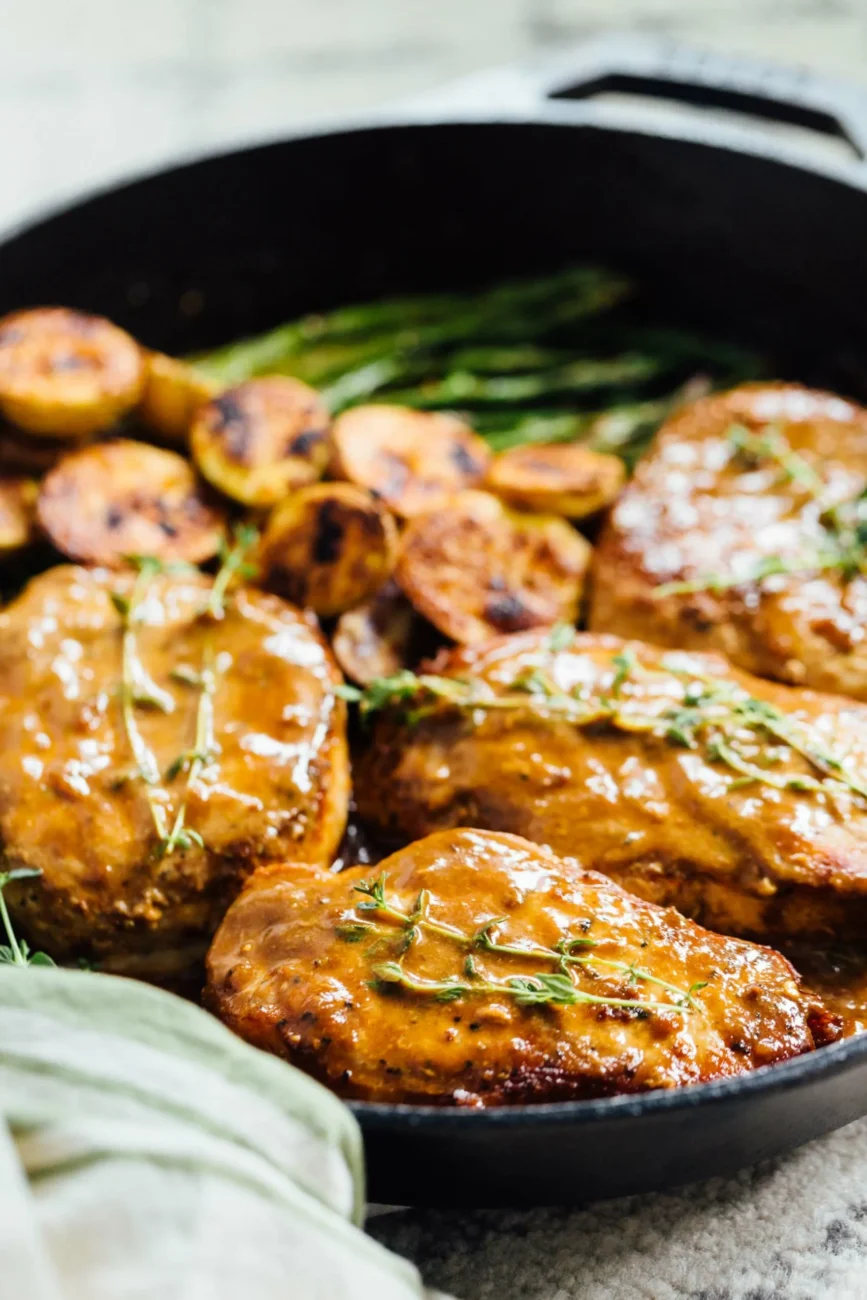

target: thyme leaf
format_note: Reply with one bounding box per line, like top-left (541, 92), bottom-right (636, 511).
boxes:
top-left (0, 869), bottom-right (55, 967)
top-left (207, 524), bottom-right (259, 620)
top-left (170, 664), bottom-right (203, 687)
top-left (728, 423), bottom-right (822, 493)
top-left (547, 622), bottom-right (575, 653)
top-left (610, 648), bottom-right (636, 698)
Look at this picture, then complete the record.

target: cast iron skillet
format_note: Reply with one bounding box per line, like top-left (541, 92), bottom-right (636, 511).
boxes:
top-left (3, 33), bottom-right (867, 1207)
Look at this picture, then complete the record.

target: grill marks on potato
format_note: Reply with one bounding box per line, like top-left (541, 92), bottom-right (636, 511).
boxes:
top-left (191, 376), bottom-right (331, 506)
top-left (396, 489), bottom-right (590, 644)
top-left (486, 443), bottom-right (625, 519)
top-left (330, 404), bottom-right (492, 517)
top-left (259, 483), bottom-right (399, 617)
top-left (210, 392), bottom-right (253, 458)
top-left (484, 589), bottom-right (538, 634)
top-left (37, 439), bottom-right (226, 567)
top-left (311, 499), bottom-right (347, 565)
top-left (0, 308), bottom-right (145, 437)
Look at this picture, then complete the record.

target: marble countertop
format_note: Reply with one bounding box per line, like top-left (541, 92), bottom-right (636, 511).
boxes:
top-left (3, 2), bottom-right (867, 1298)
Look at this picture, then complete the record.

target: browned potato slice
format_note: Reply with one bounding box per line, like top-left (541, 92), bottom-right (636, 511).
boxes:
top-left (0, 308), bottom-right (144, 437)
top-left (37, 438), bottom-right (225, 568)
top-left (330, 404), bottom-right (491, 518)
top-left (332, 579), bottom-right (417, 685)
top-left (0, 477), bottom-right (38, 551)
top-left (485, 443), bottom-right (625, 519)
top-left (139, 352), bottom-right (221, 444)
top-left (259, 483), bottom-right (399, 617)
top-left (396, 489), bottom-right (590, 644)
top-left (191, 376), bottom-right (331, 506)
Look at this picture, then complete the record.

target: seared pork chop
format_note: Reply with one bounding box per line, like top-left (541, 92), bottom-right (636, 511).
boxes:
top-left (0, 565), bottom-right (348, 978)
top-left (590, 383), bottom-right (867, 700)
top-left (354, 630), bottom-right (867, 942)
top-left (206, 829), bottom-right (838, 1106)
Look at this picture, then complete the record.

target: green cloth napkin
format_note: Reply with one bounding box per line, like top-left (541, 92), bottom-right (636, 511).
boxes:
top-left (0, 967), bottom-right (450, 1299)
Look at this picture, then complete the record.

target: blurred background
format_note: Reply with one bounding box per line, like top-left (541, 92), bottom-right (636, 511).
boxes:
top-left (2, 0), bottom-right (867, 236)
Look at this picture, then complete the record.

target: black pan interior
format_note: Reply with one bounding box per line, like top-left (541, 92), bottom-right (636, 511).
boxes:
top-left (1, 120), bottom-right (866, 399)
top-left (3, 115), bottom-right (867, 1206)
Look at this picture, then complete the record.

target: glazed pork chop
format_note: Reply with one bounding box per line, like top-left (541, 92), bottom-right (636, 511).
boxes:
top-left (206, 829), bottom-right (838, 1107)
top-left (0, 564), bottom-right (348, 978)
top-left (590, 383), bottom-right (867, 701)
top-left (354, 630), bottom-right (867, 943)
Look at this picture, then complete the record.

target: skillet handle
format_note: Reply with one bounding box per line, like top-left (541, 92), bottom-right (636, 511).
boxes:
top-left (406, 32), bottom-right (867, 161)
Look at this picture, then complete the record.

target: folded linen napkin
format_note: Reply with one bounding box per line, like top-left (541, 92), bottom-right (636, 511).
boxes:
top-left (0, 967), bottom-right (450, 1300)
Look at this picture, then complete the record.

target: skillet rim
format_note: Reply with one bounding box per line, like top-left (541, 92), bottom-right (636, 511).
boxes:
top-left (4, 92), bottom-right (867, 1137)
top-left (2, 94), bottom-right (867, 255)
top-left (349, 1024), bottom-right (867, 1126)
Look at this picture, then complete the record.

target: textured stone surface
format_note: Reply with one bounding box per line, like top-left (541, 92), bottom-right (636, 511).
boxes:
top-left (371, 1120), bottom-right (867, 1298)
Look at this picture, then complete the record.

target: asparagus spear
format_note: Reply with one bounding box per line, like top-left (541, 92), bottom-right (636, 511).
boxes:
top-left (561, 322), bottom-right (761, 373)
top-left (587, 399), bottom-right (673, 467)
top-left (585, 381), bottom-right (714, 467)
top-left (379, 354), bottom-right (661, 409)
top-left (482, 412), bottom-right (594, 451)
top-left (320, 356), bottom-right (425, 411)
top-left (190, 265), bottom-right (761, 474)
top-left (445, 345), bottom-right (589, 373)
top-left (320, 347), bottom-right (584, 410)
top-left (478, 398), bottom-right (677, 459)
top-left (193, 267), bottom-right (632, 384)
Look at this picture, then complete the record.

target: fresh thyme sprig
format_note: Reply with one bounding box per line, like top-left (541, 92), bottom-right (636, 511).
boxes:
top-left (341, 651), bottom-right (867, 804)
top-left (546, 622), bottom-right (575, 652)
top-left (654, 424), bottom-right (866, 597)
top-left (336, 624), bottom-right (578, 718)
top-left (339, 872), bottom-right (707, 1015)
top-left (115, 556), bottom-right (173, 848)
top-left (112, 525), bottom-right (259, 860)
top-left (159, 646), bottom-right (215, 857)
top-left (207, 524), bottom-right (259, 620)
top-left (662, 663), bottom-right (867, 800)
top-left (653, 551), bottom-right (840, 599)
top-left (0, 869), bottom-right (55, 967)
top-left (159, 525), bottom-right (259, 857)
top-left (727, 423), bottom-right (823, 493)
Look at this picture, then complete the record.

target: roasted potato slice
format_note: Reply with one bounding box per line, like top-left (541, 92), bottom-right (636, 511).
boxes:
top-left (330, 404), bottom-right (491, 518)
top-left (332, 579), bottom-right (417, 685)
top-left (259, 483), bottom-right (399, 617)
top-left (37, 438), bottom-right (226, 568)
top-left (396, 489), bottom-right (591, 644)
top-left (0, 307), bottom-right (144, 437)
top-left (191, 376), bottom-right (331, 506)
top-left (485, 442), bottom-right (625, 519)
top-left (139, 352), bottom-right (221, 444)
top-left (0, 477), bottom-right (38, 552)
